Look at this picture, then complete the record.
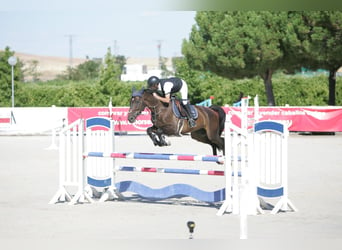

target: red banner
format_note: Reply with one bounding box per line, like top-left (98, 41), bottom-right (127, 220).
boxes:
top-left (68, 107), bottom-right (152, 132)
top-left (224, 107), bottom-right (342, 132)
top-left (68, 106), bottom-right (342, 132)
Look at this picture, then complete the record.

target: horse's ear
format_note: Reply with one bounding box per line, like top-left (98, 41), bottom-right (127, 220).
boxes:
top-left (138, 87), bottom-right (145, 95)
top-left (132, 86), bottom-right (144, 97)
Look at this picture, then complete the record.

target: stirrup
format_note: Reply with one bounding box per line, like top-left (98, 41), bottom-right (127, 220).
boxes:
top-left (188, 119), bottom-right (196, 128)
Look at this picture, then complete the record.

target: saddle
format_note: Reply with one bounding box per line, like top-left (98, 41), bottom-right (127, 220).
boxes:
top-left (171, 97), bottom-right (198, 120)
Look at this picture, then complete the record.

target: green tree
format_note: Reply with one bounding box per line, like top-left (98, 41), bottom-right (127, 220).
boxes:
top-left (97, 48), bottom-right (127, 105)
top-left (294, 11), bottom-right (342, 105)
top-left (75, 59), bottom-right (101, 80)
top-left (98, 48), bottom-right (125, 86)
top-left (57, 59), bottom-right (101, 81)
top-left (0, 47), bottom-right (24, 106)
top-left (24, 60), bottom-right (41, 82)
top-left (159, 57), bottom-right (174, 78)
top-left (174, 57), bottom-right (216, 104)
top-left (182, 11), bottom-right (314, 106)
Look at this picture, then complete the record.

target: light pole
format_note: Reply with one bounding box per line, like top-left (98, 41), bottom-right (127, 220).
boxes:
top-left (8, 56), bottom-right (17, 124)
top-left (8, 56), bottom-right (17, 108)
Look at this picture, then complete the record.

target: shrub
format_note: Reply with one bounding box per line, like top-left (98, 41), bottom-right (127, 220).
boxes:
top-left (10, 74), bottom-right (342, 107)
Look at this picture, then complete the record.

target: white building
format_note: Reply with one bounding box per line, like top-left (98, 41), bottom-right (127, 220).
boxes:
top-left (120, 57), bottom-right (174, 81)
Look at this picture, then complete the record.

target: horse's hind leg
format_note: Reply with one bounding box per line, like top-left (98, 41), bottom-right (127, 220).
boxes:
top-left (211, 137), bottom-right (224, 156)
top-left (209, 135), bottom-right (224, 155)
top-left (211, 145), bottom-right (218, 156)
top-left (190, 130), bottom-right (216, 154)
top-left (191, 129), bottom-right (224, 156)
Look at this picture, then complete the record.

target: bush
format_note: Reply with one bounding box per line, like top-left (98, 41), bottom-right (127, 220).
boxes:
top-left (15, 79), bottom-right (146, 107)
top-left (272, 75), bottom-right (330, 106)
top-left (16, 80), bottom-right (102, 107)
top-left (9, 73), bottom-right (342, 107)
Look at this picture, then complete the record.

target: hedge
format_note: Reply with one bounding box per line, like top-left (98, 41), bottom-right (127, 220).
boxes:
top-left (8, 74), bottom-right (342, 107)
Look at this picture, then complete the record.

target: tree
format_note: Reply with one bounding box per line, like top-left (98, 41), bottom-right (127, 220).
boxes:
top-left (24, 60), bottom-right (41, 82)
top-left (182, 12), bottom-right (310, 106)
top-left (0, 47), bottom-right (24, 106)
top-left (160, 57), bottom-right (173, 78)
top-left (295, 11), bottom-right (342, 105)
top-left (97, 48), bottom-right (127, 106)
top-left (98, 48), bottom-right (125, 88)
top-left (75, 59), bottom-right (101, 80)
top-left (56, 59), bottom-right (101, 81)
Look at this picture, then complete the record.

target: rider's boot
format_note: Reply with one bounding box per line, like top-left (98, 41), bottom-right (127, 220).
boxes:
top-left (184, 103), bottom-right (196, 128)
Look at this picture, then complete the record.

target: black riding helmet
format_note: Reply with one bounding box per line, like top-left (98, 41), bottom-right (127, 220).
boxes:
top-left (147, 76), bottom-right (160, 88)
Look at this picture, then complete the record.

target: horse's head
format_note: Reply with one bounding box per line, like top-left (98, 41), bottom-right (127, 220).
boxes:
top-left (128, 87), bottom-right (146, 123)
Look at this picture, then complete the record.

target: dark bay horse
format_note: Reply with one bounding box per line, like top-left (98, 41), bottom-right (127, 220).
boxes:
top-left (127, 87), bottom-right (226, 156)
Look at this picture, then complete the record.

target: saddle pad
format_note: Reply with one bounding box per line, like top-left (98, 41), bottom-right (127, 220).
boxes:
top-left (171, 100), bottom-right (198, 120)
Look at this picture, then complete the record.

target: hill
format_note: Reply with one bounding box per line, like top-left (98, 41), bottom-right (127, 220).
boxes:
top-left (15, 52), bottom-right (87, 81)
top-left (15, 52), bottom-right (173, 82)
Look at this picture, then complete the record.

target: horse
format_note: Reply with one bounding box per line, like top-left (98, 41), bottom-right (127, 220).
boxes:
top-left (127, 87), bottom-right (226, 156)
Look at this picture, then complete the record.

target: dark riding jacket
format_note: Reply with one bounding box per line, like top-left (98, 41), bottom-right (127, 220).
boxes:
top-left (159, 77), bottom-right (183, 95)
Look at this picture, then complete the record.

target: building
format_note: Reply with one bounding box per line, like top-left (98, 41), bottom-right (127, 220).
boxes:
top-left (120, 57), bottom-right (174, 81)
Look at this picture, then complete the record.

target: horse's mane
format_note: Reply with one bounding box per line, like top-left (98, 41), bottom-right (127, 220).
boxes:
top-left (144, 88), bottom-right (155, 94)
top-left (144, 88), bottom-right (170, 107)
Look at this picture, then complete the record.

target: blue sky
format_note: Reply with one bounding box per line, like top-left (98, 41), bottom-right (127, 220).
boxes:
top-left (0, 1), bottom-right (196, 59)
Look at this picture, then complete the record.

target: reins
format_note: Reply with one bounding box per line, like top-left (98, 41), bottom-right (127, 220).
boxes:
top-left (144, 88), bottom-right (164, 124)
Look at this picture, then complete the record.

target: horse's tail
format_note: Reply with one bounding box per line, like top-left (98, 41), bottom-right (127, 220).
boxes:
top-left (209, 105), bottom-right (226, 136)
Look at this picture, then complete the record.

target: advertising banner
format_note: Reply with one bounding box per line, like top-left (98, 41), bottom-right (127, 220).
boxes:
top-left (224, 107), bottom-right (342, 132)
top-left (0, 109), bottom-right (11, 128)
top-left (68, 107), bottom-right (152, 132)
top-left (68, 106), bottom-right (342, 133)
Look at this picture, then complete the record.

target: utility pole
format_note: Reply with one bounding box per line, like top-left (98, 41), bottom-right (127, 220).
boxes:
top-left (113, 40), bottom-right (118, 56)
top-left (65, 34), bottom-right (74, 68)
top-left (157, 40), bottom-right (163, 69)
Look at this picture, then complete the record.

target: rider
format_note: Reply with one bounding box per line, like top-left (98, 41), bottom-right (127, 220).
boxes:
top-left (147, 76), bottom-right (196, 128)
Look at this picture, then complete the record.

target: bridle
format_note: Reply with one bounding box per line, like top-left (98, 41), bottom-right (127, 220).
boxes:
top-left (144, 89), bottom-right (161, 124)
top-left (128, 88), bottom-right (161, 123)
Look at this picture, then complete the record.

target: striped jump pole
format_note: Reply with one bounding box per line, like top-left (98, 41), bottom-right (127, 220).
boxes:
top-left (84, 152), bottom-right (224, 163)
top-left (116, 166), bottom-right (224, 175)
top-left (115, 166), bottom-right (242, 177)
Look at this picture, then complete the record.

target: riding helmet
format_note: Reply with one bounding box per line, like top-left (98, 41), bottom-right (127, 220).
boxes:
top-left (147, 76), bottom-right (160, 87)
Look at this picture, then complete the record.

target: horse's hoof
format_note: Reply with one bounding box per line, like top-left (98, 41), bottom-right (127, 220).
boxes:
top-left (160, 140), bottom-right (171, 146)
top-left (154, 140), bottom-right (164, 147)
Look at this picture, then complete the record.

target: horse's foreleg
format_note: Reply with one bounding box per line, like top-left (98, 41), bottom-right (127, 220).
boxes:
top-left (147, 127), bottom-right (170, 146)
top-left (156, 128), bottom-right (170, 146)
top-left (147, 127), bottom-right (162, 146)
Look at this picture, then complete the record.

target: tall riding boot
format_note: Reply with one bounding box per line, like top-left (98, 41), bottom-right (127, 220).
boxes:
top-left (184, 103), bottom-right (196, 128)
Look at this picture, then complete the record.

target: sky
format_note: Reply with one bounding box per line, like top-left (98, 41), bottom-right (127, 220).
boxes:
top-left (0, 1), bottom-right (196, 59)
